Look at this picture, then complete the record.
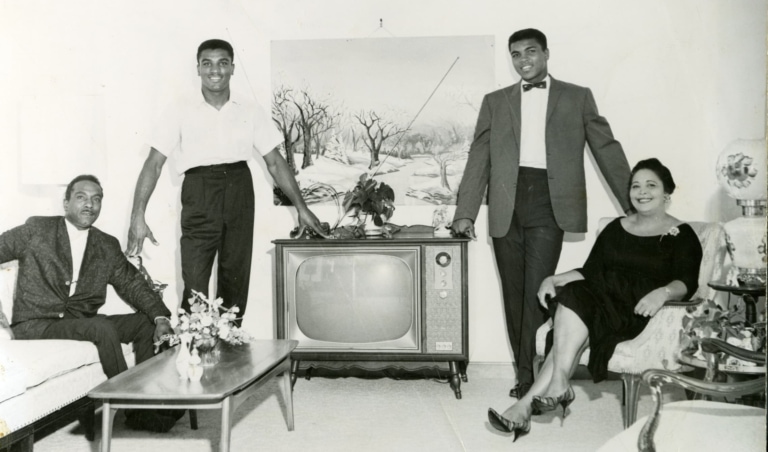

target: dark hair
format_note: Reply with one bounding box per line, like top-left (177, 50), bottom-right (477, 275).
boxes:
top-left (630, 158), bottom-right (676, 194)
top-left (508, 28), bottom-right (548, 51)
top-left (197, 39), bottom-right (234, 62)
top-left (65, 174), bottom-right (102, 201)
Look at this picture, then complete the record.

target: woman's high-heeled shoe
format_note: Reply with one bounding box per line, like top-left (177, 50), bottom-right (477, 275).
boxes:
top-left (531, 386), bottom-right (575, 419)
top-left (487, 408), bottom-right (531, 442)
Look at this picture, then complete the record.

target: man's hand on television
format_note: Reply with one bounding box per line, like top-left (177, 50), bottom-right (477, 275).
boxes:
top-left (297, 209), bottom-right (330, 239)
top-left (450, 218), bottom-right (476, 240)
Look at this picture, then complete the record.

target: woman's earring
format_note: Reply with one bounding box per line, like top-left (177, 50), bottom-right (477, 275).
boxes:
top-left (664, 195), bottom-right (671, 204)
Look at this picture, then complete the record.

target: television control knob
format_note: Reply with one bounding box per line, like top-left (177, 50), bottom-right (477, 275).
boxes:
top-left (439, 290), bottom-right (448, 299)
top-left (440, 271), bottom-right (447, 277)
top-left (440, 280), bottom-right (448, 287)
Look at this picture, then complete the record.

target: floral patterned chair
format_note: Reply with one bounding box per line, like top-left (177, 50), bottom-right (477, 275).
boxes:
top-left (533, 218), bottom-right (728, 428)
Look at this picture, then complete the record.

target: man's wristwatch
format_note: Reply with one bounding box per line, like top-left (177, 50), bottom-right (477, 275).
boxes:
top-left (154, 316), bottom-right (171, 325)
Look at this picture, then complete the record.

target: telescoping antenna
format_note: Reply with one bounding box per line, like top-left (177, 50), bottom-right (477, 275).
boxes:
top-left (369, 56), bottom-right (460, 179)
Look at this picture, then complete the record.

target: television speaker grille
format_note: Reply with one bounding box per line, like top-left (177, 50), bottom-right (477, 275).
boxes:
top-left (424, 244), bottom-right (463, 354)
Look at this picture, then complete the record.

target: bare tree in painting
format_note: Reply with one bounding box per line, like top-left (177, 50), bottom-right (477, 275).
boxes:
top-left (402, 132), bottom-right (434, 157)
top-left (430, 123), bottom-right (467, 191)
top-left (354, 110), bottom-right (407, 169)
top-left (348, 127), bottom-right (360, 154)
top-left (311, 108), bottom-right (340, 157)
top-left (431, 148), bottom-right (462, 191)
top-left (291, 90), bottom-right (332, 169)
top-left (272, 86), bottom-right (302, 174)
top-left (446, 86), bottom-right (481, 113)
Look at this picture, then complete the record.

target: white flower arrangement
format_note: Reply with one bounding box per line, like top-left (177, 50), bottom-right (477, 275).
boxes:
top-left (171, 290), bottom-right (251, 349)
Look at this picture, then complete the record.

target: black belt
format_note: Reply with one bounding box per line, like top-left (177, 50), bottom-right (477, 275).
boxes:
top-left (518, 166), bottom-right (547, 174)
top-left (185, 161), bottom-right (248, 174)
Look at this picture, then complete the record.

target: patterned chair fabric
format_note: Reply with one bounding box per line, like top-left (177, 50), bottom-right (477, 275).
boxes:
top-left (533, 219), bottom-right (728, 428)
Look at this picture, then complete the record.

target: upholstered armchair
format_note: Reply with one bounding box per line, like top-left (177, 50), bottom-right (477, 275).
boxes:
top-left (597, 337), bottom-right (766, 451)
top-left (534, 219), bottom-right (728, 428)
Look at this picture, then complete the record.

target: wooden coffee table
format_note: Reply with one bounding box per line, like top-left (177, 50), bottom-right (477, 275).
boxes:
top-left (89, 339), bottom-right (298, 452)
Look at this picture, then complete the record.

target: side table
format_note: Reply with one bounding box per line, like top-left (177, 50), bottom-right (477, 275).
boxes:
top-left (707, 280), bottom-right (766, 324)
top-left (680, 349), bottom-right (766, 406)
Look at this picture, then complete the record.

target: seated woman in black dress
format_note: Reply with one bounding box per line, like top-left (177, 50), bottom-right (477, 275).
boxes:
top-left (488, 158), bottom-right (703, 441)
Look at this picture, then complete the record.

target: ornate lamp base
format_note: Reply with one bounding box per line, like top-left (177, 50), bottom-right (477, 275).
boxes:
top-left (724, 200), bottom-right (767, 286)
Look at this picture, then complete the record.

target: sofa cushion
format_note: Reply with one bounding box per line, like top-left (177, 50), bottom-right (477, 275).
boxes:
top-left (0, 262), bottom-right (15, 340)
top-left (0, 353), bottom-right (26, 403)
top-left (0, 310), bottom-right (11, 340)
top-left (0, 340), bottom-right (105, 389)
top-left (0, 262), bottom-right (16, 324)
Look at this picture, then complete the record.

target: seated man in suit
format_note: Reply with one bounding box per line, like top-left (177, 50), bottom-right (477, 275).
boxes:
top-left (0, 174), bottom-right (180, 433)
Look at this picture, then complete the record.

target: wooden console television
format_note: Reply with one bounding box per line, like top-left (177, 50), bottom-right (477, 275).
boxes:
top-left (273, 230), bottom-right (470, 398)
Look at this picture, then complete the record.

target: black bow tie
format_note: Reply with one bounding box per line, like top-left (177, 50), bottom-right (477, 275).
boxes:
top-left (523, 81), bottom-right (547, 91)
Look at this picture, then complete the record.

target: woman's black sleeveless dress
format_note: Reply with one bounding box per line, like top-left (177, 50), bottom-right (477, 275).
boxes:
top-left (551, 218), bottom-right (702, 382)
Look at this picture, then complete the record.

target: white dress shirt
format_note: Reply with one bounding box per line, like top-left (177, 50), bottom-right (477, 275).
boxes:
top-left (149, 91), bottom-right (283, 175)
top-left (65, 219), bottom-right (89, 296)
top-left (519, 75), bottom-right (550, 169)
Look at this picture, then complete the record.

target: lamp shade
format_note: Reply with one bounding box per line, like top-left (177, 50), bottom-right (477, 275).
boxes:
top-left (715, 139), bottom-right (767, 201)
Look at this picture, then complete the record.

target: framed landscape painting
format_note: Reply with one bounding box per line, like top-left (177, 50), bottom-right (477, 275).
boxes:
top-left (271, 35), bottom-right (495, 207)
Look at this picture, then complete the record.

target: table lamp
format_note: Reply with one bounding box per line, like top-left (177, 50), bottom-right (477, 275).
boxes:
top-left (715, 138), bottom-right (767, 285)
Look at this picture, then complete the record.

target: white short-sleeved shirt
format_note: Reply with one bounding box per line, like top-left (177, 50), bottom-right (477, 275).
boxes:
top-left (149, 91), bottom-right (283, 175)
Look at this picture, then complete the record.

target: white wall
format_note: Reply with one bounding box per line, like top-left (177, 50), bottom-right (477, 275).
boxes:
top-left (0, 0), bottom-right (765, 363)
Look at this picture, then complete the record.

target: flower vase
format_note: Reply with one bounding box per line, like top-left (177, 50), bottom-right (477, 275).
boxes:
top-left (363, 214), bottom-right (385, 236)
top-left (196, 337), bottom-right (221, 367)
top-left (175, 337), bottom-right (191, 379)
top-left (187, 348), bottom-right (203, 381)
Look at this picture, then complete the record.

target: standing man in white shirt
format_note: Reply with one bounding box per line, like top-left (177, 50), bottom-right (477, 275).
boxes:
top-left (452, 29), bottom-right (632, 399)
top-left (126, 39), bottom-right (326, 321)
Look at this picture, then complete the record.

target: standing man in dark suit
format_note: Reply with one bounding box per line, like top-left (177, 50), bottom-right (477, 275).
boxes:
top-left (452, 29), bottom-right (631, 398)
top-left (0, 175), bottom-right (180, 432)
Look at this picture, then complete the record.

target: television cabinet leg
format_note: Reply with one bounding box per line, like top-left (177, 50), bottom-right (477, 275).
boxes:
top-left (449, 361), bottom-right (462, 399)
top-left (290, 360), bottom-right (300, 388)
top-left (459, 361), bottom-right (468, 382)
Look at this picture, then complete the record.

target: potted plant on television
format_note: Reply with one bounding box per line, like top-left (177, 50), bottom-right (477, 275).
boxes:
top-left (289, 173), bottom-right (399, 239)
top-left (342, 173), bottom-right (395, 237)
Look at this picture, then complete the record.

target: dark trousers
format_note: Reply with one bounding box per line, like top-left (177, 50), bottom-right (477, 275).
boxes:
top-left (492, 167), bottom-right (564, 386)
top-left (180, 162), bottom-right (254, 322)
top-left (13, 313), bottom-right (155, 378)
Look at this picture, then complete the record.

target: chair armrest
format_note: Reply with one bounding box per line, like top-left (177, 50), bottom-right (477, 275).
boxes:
top-left (700, 337), bottom-right (765, 365)
top-left (638, 368), bottom-right (766, 452)
top-left (642, 368), bottom-right (765, 398)
top-left (662, 298), bottom-right (705, 308)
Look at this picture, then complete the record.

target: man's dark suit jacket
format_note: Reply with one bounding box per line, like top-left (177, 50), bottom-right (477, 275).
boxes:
top-left (454, 77), bottom-right (632, 236)
top-left (0, 216), bottom-right (170, 335)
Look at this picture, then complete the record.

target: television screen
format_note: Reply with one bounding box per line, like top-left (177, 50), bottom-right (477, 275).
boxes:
top-left (294, 253), bottom-right (415, 343)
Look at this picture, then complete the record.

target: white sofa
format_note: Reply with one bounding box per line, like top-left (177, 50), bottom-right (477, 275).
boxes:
top-left (0, 261), bottom-right (135, 451)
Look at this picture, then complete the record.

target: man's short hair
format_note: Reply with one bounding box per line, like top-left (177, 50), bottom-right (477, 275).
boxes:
top-left (508, 28), bottom-right (548, 51)
top-left (65, 174), bottom-right (102, 201)
top-left (197, 39), bottom-right (234, 62)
